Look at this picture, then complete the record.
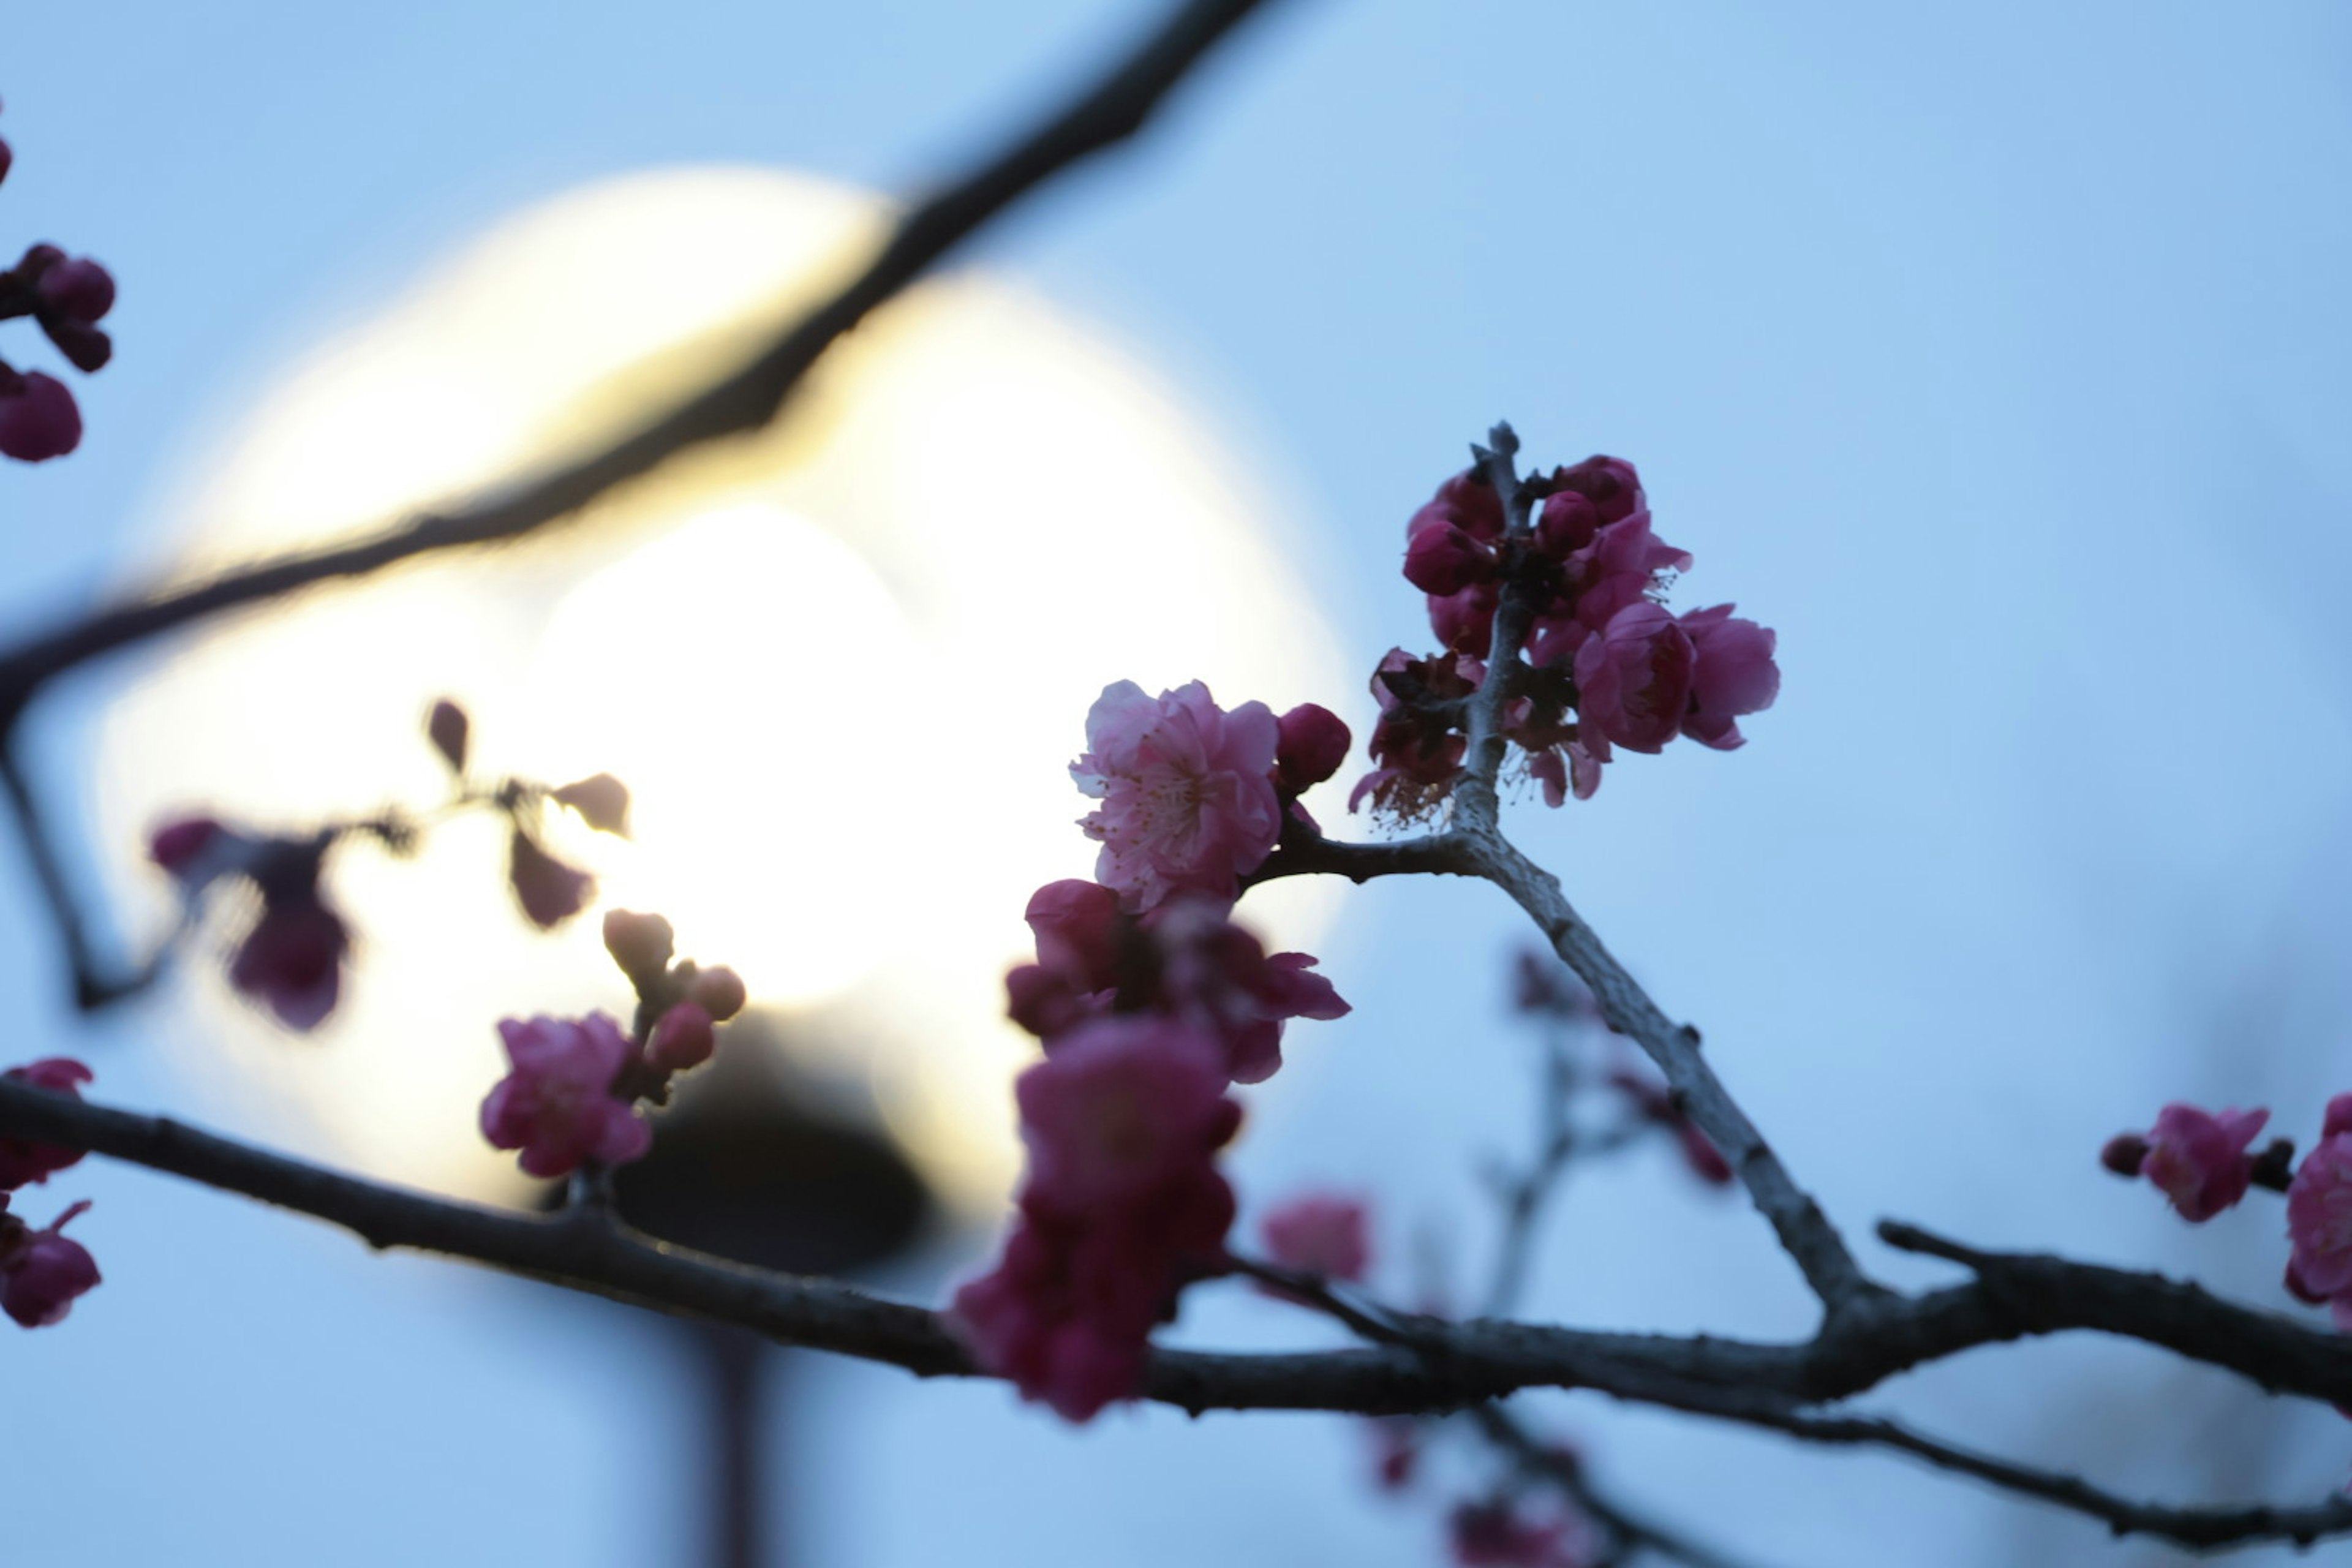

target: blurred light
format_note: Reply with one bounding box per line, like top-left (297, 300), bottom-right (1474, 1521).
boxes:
top-left (96, 167), bottom-right (1351, 1211)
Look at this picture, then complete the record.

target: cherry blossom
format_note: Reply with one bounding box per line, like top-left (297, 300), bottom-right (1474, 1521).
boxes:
top-left (0, 1197), bottom-right (100, 1329)
top-left (1072, 680), bottom-right (1283, 911)
top-left (2137, 1103), bottom-right (2269, 1223)
top-left (479, 1013), bottom-right (650, 1178)
top-left (1259, 1193), bottom-right (1370, 1282)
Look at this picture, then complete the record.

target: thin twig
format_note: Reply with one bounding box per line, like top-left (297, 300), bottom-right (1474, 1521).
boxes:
top-left (1472, 1404), bottom-right (1769, 1568)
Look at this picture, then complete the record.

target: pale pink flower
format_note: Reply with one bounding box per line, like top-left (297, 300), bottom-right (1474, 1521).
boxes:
top-left (2141, 1102), bottom-right (2268, 1223)
top-left (1072, 680), bottom-right (1282, 911)
top-left (2289, 1133), bottom-right (2352, 1298)
top-left (1259, 1194), bottom-right (1370, 1282)
top-left (479, 1013), bottom-right (650, 1178)
top-left (0, 1058), bottom-right (93, 1189)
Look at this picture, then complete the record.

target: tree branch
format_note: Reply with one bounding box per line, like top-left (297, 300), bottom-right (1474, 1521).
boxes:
top-left (0, 0), bottom-right (1286, 1010)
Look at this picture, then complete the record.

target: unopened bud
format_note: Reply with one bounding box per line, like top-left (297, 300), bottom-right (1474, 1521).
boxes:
top-left (601, 908), bottom-right (674, 981)
top-left (687, 965), bottom-right (746, 1022)
top-left (2099, 1133), bottom-right (2149, 1178)
top-left (646, 1002), bottom-right (715, 1072)
top-left (426, 699), bottom-right (469, 772)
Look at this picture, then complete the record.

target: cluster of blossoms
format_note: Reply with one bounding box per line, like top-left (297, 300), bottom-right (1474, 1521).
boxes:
top-left (149, 698), bottom-right (624, 1031)
top-left (479, 908), bottom-right (746, 1178)
top-left (2101, 1096), bottom-right (2352, 1333)
top-left (0, 1058), bottom-right (101, 1327)
top-left (0, 100), bottom-right (115, 462)
top-left (1357, 456), bottom-right (1778, 816)
top-left (949, 679), bottom-right (1355, 1419)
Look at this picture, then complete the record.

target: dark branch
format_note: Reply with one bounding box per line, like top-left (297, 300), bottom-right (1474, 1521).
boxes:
top-left (0, 0), bottom-right (1285, 1009)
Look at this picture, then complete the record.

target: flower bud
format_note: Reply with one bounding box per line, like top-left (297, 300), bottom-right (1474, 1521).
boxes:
top-left (601, 908), bottom-right (674, 982)
top-left (426, 699), bottom-right (469, 772)
top-left (2098, 1133), bottom-right (2149, 1177)
top-left (1273, 703), bottom-right (1351, 796)
top-left (646, 1001), bottom-right (717, 1072)
top-left (37, 257), bottom-right (115, 323)
top-left (1401, 511), bottom-right (1495, 597)
top-left (686, 965), bottom-right (747, 1022)
top-left (0, 371), bottom-right (80, 462)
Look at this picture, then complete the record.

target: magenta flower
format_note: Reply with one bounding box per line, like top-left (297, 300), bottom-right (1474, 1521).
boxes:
top-left (1404, 507), bottom-right (1499, 596)
top-left (2139, 1103), bottom-right (2268, 1223)
top-left (1428, 581), bottom-right (1501, 659)
top-left (949, 1016), bottom-right (1239, 1422)
top-left (37, 257), bottom-right (115, 325)
top-left (1259, 1194), bottom-right (1371, 1283)
top-left (229, 892), bottom-right (349, 1032)
top-left (1677, 604), bottom-right (1780, 749)
top-left (1551, 454), bottom-right (1645, 527)
top-left (1574, 601), bottom-right (1697, 754)
top-left (1072, 680), bottom-right (1283, 911)
top-left (0, 1058), bottom-right (94, 1190)
top-left (0, 1197), bottom-right (100, 1329)
top-left (2290, 1133), bottom-right (2352, 1298)
top-left (0, 370), bottom-right (81, 462)
top-left (479, 1013), bottom-right (650, 1178)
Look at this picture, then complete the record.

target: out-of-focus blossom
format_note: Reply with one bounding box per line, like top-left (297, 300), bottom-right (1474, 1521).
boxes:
top-left (2138, 1103), bottom-right (2268, 1223)
top-left (1448, 1499), bottom-right (1596, 1567)
top-left (1073, 680), bottom-right (1282, 911)
top-left (2289, 1133), bottom-right (2352, 1299)
top-left (949, 1017), bottom-right (1238, 1422)
top-left (646, 1001), bottom-right (716, 1073)
top-left (552, 773), bottom-right (631, 837)
top-left (0, 1197), bottom-right (100, 1329)
top-left (1258, 1193), bottom-right (1370, 1282)
top-left (229, 881), bottom-right (349, 1032)
top-left (479, 1013), bottom-right (650, 1178)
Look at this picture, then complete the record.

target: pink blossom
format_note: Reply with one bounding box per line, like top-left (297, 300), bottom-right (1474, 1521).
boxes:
top-left (1429, 469), bottom-right (1506, 540)
top-left (2140, 1102), bottom-right (2269, 1223)
top-left (1574, 602), bottom-right (1696, 754)
top-left (0, 370), bottom-right (81, 462)
top-left (0, 1198), bottom-right (100, 1329)
top-left (1608, 1066), bottom-right (1734, 1187)
top-left (1535, 490), bottom-right (1600, 560)
top-left (1677, 605), bottom-right (1780, 749)
top-left (1004, 883), bottom-right (1346, 1082)
top-left (0, 1058), bottom-right (93, 1189)
top-left (1428, 581), bottom-right (1500, 659)
top-left (1368, 1416), bottom-right (1422, 1491)
top-left (1562, 510), bottom-right (1689, 631)
top-left (1072, 680), bottom-right (1282, 911)
top-left (508, 828), bottom-right (595, 929)
top-left (2289, 1133), bottom-right (2352, 1298)
top-left (1275, 703), bottom-right (1352, 797)
top-left (1550, 454), bottom-right (1644, 527)
top-left (230, 892), bottom-right (349, 1032)
top-left (479, 1013), bottom-right (650, 1178)
top-left (949, 1016), bottom-right (1239, 1421)
top-left (646, 1001), bottom-right (715, 1072)
top-left (1352, 649), bottom-right (1479, 821)
top-left (1259, 1194), bottom-right (1370, 1281)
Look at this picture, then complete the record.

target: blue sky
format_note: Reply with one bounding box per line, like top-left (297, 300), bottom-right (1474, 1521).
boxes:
top-left (6, 2), bottom-right (2352, 1564)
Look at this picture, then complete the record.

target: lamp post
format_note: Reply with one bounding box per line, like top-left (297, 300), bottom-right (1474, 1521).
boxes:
top-left (611, 1011), bottom-right (933, 1568)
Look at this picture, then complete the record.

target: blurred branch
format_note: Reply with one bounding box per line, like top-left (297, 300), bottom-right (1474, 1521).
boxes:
top-left (0, 0), bottom-right (1286, 1008)
top-left (1472, 1405), bottom-right (1768, 1568)
top-left (7, 1076), bottom-right (2350, 1551)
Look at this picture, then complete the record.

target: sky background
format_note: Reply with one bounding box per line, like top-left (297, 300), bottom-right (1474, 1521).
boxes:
top-left (6, 1), bottom-right (2352, 1564)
